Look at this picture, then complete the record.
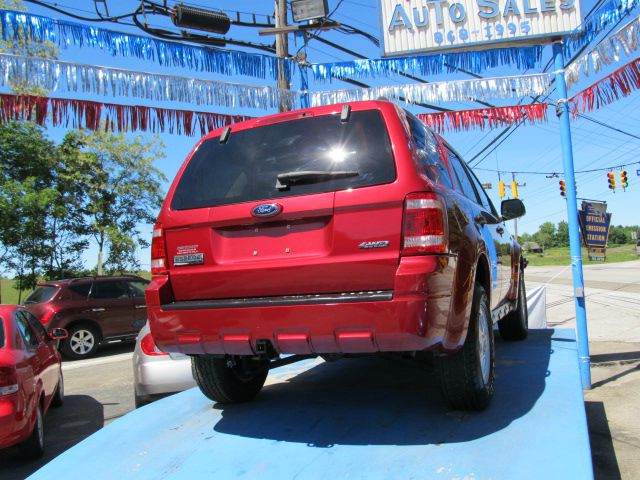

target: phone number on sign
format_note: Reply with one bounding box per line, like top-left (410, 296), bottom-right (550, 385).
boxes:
top-left (433, 21), bottom-right (531, 44)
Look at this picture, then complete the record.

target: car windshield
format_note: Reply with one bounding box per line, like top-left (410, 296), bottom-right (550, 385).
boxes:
top-left (24, 285), bottom-right (59, 304)
top-left (171, 110), bottom-right (396, 210)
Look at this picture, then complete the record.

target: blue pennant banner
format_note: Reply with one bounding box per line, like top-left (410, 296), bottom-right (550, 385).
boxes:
top-left (311, 0), bottom-right (640, 81)
top-left (311, 45), bottom-right (544, 81)
top-left (565, 0), bottom-right (640, 58)
top-left (0, 9), bottom-right (290, 81)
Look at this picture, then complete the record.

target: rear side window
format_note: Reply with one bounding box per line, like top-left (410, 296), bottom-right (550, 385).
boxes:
top-left (127, 281), bottom-right (148, 299)
top-left (465, 163), bottom-right (499, 217)
top-left (406, 114), bottom-right (453, 188)
top-left (171, 110), bottom-right (396, 210)
top-left (15, 311), bottom-right (40, 349)
top-left (91, 281), bottom-right (130, 300)
top-left (68, 283), bottom-right (92, 298)
top-left (448, 148), bottom-right (480, 204)
top-left (25, 311), bottom-right (48, 339)
top-left (24, 285), bottom-right (59, 304)
top-left (0, 318), bottom-right (5, 348)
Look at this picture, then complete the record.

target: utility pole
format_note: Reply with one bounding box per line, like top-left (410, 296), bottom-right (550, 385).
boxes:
top-left (275, 0), bottom-right (290, 112)
top-left (553, 41), bottom-right (591, 389)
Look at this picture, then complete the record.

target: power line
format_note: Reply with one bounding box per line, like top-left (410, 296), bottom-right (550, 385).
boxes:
top-left (474, 160), bottom-right (640, 175)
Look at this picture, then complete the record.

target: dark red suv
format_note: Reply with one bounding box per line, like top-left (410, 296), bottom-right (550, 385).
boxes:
top-left (146, 101), bottom-right (528, 410)
top-left (24, 275), bottom-right (149, 359)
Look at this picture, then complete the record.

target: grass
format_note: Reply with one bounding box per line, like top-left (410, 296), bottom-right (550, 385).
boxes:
top-left (524, 244), bottom-right (640, 266)
top-left (0, 278), bottom-right (30, 305)
top-left (0, 271), bottom-right (152, 306)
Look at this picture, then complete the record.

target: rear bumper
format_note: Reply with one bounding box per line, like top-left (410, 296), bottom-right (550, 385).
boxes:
top-left (133, 353), bottom-right (196, 397)
top-left (147, 256), bottom-right (460, 355)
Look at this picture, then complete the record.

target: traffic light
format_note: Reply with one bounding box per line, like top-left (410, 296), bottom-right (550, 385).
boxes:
top-left (607, 172), bottom-right (616, 191)
top-left (620, 170), bottom-right (629, 189)
top-left (559, 180), bottom-right (567, 197)
top-left (498, 180), bottom-right (506, 198)
top-left (510, 181), bottom-right (518, 198)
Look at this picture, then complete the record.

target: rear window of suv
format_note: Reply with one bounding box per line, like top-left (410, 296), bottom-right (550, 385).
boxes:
top-left (171, 110), bottom-right (396, 210)
top-left (24, 285), bottom-right (59, 304)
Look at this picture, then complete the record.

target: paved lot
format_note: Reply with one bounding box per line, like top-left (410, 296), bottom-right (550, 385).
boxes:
top-left (0, 343), bottom-right (136, 480)
top-left (1, 260), bottom-right (638, 479)
top-left (527, 260), bottom-right (640, 479)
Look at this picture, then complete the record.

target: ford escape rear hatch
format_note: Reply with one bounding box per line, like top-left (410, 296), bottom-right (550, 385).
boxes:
top-left (164, 108), bottom-right (403, 301)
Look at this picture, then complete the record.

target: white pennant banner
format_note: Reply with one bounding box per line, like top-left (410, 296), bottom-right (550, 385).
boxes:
top-left (308, 73), bottom-right (553, 107)
top-left (565, 16), bottom-right (640, 90)
top-left (0, 53), bottom-right (297, 110)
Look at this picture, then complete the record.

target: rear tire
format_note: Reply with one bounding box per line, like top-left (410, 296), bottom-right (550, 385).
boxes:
top-left (192, 356), bottom-right (269, 404)
top-left (19, 405), bottom-right (45, 459)
top-left (61, 324), bottom-right (100, 359)
top-left (499, 270), bottom-right (529, 341)
top-left (134, 393), bottom-right (150, 409)
top-left (436, 283), bottom-right (495, 411)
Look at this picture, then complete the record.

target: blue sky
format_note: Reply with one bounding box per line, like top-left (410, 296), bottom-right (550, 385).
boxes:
top-left (9, 0), bottom-right (640, 268)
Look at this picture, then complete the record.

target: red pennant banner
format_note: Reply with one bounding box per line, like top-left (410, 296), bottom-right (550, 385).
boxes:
top-left (569, 57), bottom-right (640, 114)
top-left (418, 104), bottom-right (549, 132)
top-left (0, 94), bottom-right (249, 136)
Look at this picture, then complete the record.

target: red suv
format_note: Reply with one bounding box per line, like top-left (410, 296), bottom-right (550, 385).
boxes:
top-left (147, 101), bottom-right (528, 411)
top-left (24, 275), bottom-right (149, 359)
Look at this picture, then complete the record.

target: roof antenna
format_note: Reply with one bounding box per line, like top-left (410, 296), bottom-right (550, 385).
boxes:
top-left (219, 126), bottom-right (231, 144)
top-left (340, 104), bottom-right (351, 123)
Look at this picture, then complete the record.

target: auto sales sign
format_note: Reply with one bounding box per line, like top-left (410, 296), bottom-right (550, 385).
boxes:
top-left (379, 0), bottom-right (582, 56)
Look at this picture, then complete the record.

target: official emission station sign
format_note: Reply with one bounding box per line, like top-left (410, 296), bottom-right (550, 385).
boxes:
top-left (379, 0), bottom-right (583, 56)
top-left (577, 201), bottom-right (612, 262)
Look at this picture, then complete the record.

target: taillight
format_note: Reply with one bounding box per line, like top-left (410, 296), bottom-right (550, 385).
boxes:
top-left (151, 223), bottom-right (168, 275)
top-left (401, 192), bottom-right (448, 255)
top-left (140, 333), bottom-right (168, 357)
top-left (39, 306), bottom-right (58, 324)
top-left (0, 366), bottom-right (18, 396)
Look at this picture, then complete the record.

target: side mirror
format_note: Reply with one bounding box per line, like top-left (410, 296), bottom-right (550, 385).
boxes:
top-left (49, 328), bottom-right (68, 341)
top-left (501, 198), bottom-right (526, 220)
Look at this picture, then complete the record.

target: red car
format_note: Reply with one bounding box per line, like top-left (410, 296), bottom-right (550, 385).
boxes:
top-left (147, 100), bottom-right (527, 411)
top-left (0, 305), bottom-right (67, 458)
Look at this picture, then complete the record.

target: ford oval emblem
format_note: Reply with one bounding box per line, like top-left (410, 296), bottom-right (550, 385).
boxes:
top-left (251, 203), bottom-right (282, 218)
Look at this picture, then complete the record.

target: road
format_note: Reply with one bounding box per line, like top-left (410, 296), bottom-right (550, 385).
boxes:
top-left (526, 260), bottom-right (640, 343)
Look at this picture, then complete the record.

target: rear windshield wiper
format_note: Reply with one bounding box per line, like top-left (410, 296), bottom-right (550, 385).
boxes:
top-left (276, 170), bottom-right (359, 190)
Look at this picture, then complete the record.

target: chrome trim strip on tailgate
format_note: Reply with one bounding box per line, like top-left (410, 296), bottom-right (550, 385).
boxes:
top-left (162, 291), bottom-right (393, 311)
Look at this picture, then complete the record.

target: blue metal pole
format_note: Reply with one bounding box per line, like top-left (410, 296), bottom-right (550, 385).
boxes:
top-left (553, 41), bottom-right (591, 389)
top-left (300, 66), bottom-right (310, 109)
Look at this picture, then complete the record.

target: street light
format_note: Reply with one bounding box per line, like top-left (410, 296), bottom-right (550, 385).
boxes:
top-left (291, 0), bottom-right (329, 22)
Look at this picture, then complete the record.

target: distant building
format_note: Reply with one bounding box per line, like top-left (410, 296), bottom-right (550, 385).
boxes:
top-left (522, 242), bottom-right (544, 254)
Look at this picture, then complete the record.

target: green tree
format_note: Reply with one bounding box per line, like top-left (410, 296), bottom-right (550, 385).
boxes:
top-left (533, 221), bottom-right (557, 249)
top-left (0, 122), bottom-right (58, 293)
top-left (608, 226), bottom-right (629, 245)
top-left (556, 221), bottom-right (569, 248)
top-left (0, 122), bottom-right (91, 294)
top-left (65, 129), bottom-right (166, 275)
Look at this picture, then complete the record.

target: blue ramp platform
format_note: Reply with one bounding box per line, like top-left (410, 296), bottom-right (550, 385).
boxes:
top-left (30, 329), bottom-right (593, 480)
